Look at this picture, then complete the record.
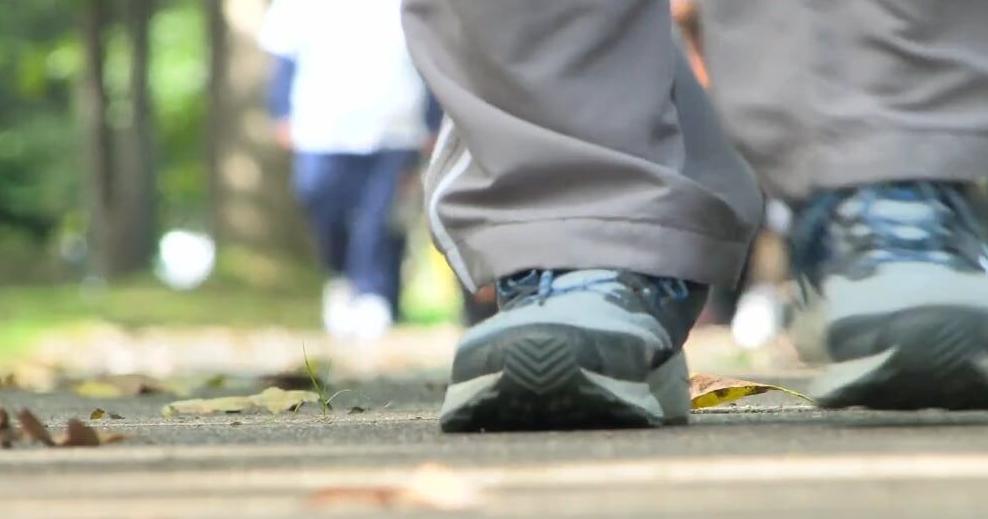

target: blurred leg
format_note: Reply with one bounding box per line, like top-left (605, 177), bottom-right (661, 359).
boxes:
top-left (702, 0), bottom-right (988, 410)
top-left (702, 0), bottom-right (988, 200)
top-left (344, 151), bottom-right (413, 303)
top-left (291, 153), bottom-right (353, 273)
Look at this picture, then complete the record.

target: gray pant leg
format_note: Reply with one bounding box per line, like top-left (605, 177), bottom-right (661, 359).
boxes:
top-left (702, 0), bottom-right (988, 201)
top-left (402, 0), bottom-right (762, 290)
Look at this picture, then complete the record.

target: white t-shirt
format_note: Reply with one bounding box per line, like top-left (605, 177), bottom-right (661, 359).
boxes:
top-left (259, 0), bottom-right (428, 154)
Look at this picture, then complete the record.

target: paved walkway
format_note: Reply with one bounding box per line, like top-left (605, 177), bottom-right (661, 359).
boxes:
top-left (4, 378), bottom-right (988, 518)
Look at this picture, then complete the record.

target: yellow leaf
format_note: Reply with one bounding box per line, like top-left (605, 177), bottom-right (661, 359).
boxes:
top-left (161, 396), bottom-right (253, 417)
top-left (248, 387), bottom-right (320, 414)
top-left (689, 373), bottom-right (814, 409)
top-left (160, 387), bottom-right (320, 417)
top-left (90, 408), bottom-right (107, 420)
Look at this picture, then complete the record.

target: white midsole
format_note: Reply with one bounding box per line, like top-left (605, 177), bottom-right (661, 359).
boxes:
top-left (808, 347), bottom-right (897, 400)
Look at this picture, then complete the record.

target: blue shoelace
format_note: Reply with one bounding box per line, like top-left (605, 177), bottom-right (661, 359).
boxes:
top-left (497, 270), bottom-right (689, 309)
top-left (791, 182), bottom-right (988, 281)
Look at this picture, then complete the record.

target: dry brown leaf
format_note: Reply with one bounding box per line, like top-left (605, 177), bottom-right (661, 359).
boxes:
top-left (309, 464), bottom-right (481, 512)
top-left (8, 408), bottom-right (126, 448)
top-left (309, 487), bottom-right (400, 508)
top-left (60, 419), bottom-right (101, 447)
top-left (0, 407), bottom-right (14, 448)
top-left (689, 373), bottom-right (814, 409)
top-left (17, 409), bottom-right (55, 446)
top-left (57, 419), bottom-right (124, 447)
top-left (399, 463), bottom-right (482, 511)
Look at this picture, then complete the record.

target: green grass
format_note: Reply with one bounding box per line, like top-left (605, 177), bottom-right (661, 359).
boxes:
top-left (0, 273), bottom-right (463, 365)
top-left (0, 235), bottom-right (466, 365)
top-left (0, 279), bottom-right (321, 362)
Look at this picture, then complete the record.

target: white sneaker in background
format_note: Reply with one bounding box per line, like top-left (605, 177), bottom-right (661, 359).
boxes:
top-left (349, 293), bottom-right (394, 341)
top-left (730, 283), bottom-right (784, 350)
top-left (322, 279), bottom-right (354, 338)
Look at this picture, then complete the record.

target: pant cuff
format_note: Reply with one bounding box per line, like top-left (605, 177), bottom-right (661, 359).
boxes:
top-left (450, 218), bottom-right (751, 288)
top-left (810, 129), bottom-right (988, 193)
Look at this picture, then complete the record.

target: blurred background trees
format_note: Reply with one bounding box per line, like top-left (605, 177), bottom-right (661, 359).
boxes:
top-left (0, 0), bottom-right (461, 355)
top-left (0, 0), bottom-right (308, 284)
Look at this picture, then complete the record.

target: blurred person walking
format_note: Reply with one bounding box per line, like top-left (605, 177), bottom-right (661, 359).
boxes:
top-left (261, 0), bottom-right (430, 340)
top-left (402, 0), bottom-right (988, 432)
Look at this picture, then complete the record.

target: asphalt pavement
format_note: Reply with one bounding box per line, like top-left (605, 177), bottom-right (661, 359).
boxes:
top-left (4, 376), bottom-right (988, 519)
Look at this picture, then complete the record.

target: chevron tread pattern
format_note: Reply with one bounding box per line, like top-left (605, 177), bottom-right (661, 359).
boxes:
top-left (503, 335), bottom-right (577, 394)
top-left (440, 324), bottom-right (666, 432)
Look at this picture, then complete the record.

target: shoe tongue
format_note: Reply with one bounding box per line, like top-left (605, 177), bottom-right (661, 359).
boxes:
top-left (551, 270), bottom-right (620, 288)
top-left (841, 197), bottom-right (940, 224)
top-left (837, 186), bottom-right (943, 228)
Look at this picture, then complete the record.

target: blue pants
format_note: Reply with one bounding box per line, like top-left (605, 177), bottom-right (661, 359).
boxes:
top-left (292, 151), bottom-right (416, 312)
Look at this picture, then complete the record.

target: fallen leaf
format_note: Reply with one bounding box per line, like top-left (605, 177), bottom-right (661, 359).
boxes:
top-left (161, 387), bottom-right (320, 417)
top-left (310, 487), bottom-right (400, 508)
top-left (97, 431), bottom-right (127, 444)
top-left (9, 408), bottom-right (126, 448)
top-left (73, 374), bottom-right (167, 398)
top-left (60, 419), bottom-right (101, 447)
top-left (90, 408), bottom-right (125, 420)
top-left (249, 387), bottom-right (320, 414)
top-left (17, 409), bottom-right (55, 446)
top-left (399, 463), bottom-right (482, 511)
top-left (0, 407), bottom-right (13, 448)
top-left (309, 464), bottom-right (481, 511)
top-left (161, 396), bottom-right (253, 417)
top-left (689, 373), bottom-right (814, 409)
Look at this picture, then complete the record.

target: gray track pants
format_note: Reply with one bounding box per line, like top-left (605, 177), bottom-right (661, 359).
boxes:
top-left (402, 0), bottom-right (988, 290)
top-left (701, 0), bottom-right (988, 200)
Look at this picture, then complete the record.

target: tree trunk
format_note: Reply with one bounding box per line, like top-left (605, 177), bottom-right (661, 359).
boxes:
top-left (205, 0), bottom-right (226, 244)
top-left (114, 0), bottom-right (157, 273)
top-left (80, 0), bottom-right (157, 278)
top-left (80, 0), bottom-right (116, 278)
top-left (205, 0), bottom-right (313, 282)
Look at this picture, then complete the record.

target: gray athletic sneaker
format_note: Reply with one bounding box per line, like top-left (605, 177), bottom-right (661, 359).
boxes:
top-left (789, 182), bottom-right (988, 409)
top-left (439, 270), bottom-right (707, 432)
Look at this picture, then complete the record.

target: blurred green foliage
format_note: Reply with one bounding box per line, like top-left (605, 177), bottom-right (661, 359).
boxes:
top-left (0, 278), bottom-right (322, 362)
top-left (0, 0), bottom-right (209, 282)
top-left (0, 1), bottom-right (461, 349)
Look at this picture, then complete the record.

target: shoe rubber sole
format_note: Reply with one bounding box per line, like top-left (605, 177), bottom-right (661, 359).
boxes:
top-left (439, 330), bottom-right (689, 433)
top-left (812, 306), bottom-right (988, 410)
